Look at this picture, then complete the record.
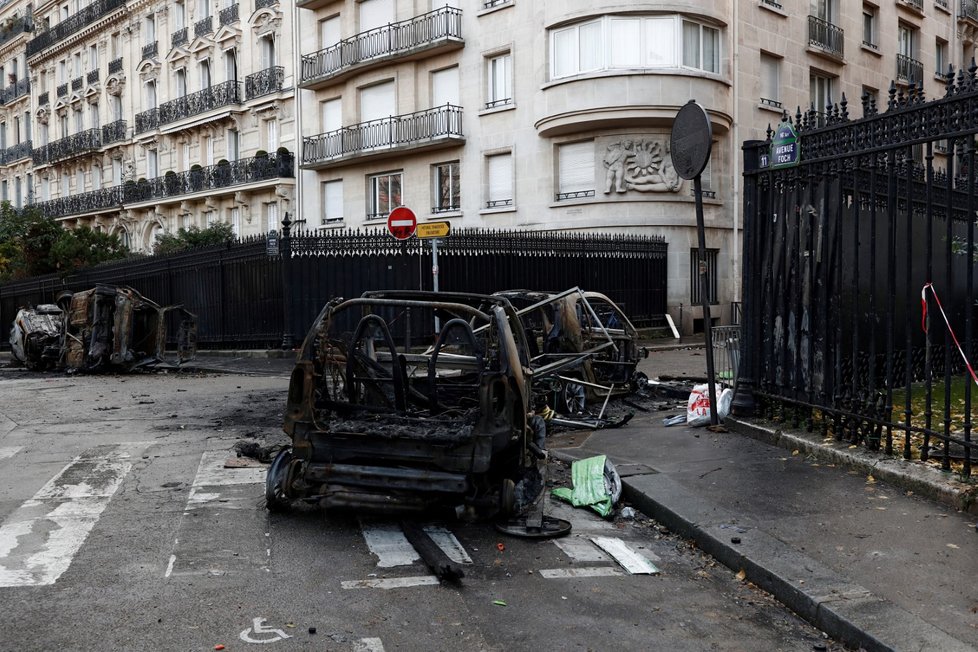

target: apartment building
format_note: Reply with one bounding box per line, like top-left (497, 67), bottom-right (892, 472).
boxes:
top-left (0, 0), bottom-right (971, 331)
top-left (2, 0), bottom-right (296, 252)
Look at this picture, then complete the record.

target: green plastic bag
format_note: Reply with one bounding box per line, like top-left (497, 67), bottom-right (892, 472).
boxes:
top-left (552, 455), bottom-right (614, 518)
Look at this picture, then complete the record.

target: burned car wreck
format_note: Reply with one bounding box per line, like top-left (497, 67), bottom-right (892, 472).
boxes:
top-left (8, 285), bottom-right (197, 372)
top-left (270, 291), bottom-right (539, 519)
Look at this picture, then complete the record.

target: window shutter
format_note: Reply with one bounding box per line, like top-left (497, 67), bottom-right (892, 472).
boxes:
top-left (322, 98), bottom-right (341, 131)
top-left (324, 180), bottom-right (343, 222)
top-left (558, 142), bottom-right (594, 194)
top-left (432, 66), bottom-right (459, 106)
top-left (359, 0), bottom-right (393, 32)
top-left (320, 17), bottom-right (340, 48)
top-left (488, 154), bottom-right (512, 203)
top-left (360, 81), bottom-right (395, 122)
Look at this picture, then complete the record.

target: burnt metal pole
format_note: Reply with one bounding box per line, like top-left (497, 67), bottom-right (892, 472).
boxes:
top-left (280, 213), bottom-right (294, 350)
top-left (695, 174), bottom-right (719, 426)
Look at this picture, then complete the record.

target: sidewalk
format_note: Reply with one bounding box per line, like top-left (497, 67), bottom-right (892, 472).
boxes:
top-left (552, 341), bottom-right (978, 652)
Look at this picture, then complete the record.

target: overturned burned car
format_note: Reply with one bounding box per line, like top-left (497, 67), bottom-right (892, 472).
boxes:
top-left (8, 285), bottom-right (197, 372)
top-left (493, 288), bottom-right (648, 412)
top-left (270, 291), bottom-right (537, 518)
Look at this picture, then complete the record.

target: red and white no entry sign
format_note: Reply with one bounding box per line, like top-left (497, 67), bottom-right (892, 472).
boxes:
top-left (386, 206), bottom-right (417, 240)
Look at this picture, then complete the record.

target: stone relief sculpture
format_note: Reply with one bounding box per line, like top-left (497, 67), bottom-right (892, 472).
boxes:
top-left (602, 138), bottom-right (682, 194)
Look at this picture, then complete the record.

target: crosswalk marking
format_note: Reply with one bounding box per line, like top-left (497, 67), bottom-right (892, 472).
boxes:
top-left (553, 536), bottom-right (611, 562)
top-left (0, 446), bottom-right (21, 462)
top-left (539, 567), bottom-right (624, 579)
top-left (591, 536), bottom-right (660, 575)
top-left (361, 521), bottom-right (420, 567)
top-left (0, 445), bottom-right (136, 587)
top-left (421, 525), bottom-right (472, 565)
top-left (354, 637), bottom-right (387, 652)
top-left (341, 575), bottom-right (441, 590)
top-left (186, 451), bottom-right (266, 510)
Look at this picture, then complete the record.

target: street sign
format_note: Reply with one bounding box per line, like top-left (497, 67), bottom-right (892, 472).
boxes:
top-left (770, 120), bottom-right (799, 168)
top-left (416, 221), bottom-right (451, 239)
top-left (387, 206), bottom-right (417, 240)
top-left (670, 100), bottom-right (713, 181)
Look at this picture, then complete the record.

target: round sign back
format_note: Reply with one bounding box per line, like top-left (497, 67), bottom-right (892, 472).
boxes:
top-left (670, 101), bottom-right (713, 181)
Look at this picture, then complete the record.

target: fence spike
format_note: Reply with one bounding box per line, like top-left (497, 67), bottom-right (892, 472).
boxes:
top-left (887, 81), bottom-right (897, 111)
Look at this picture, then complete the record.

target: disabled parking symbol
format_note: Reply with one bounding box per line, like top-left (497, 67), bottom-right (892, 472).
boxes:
top-left (239, 617), bottom-right (292, 644)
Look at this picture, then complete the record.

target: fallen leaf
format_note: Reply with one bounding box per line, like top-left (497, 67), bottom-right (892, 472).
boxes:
top-left (866, 475), bottom-right (876, 484)
top-left (736, 569), bottom-right (747, 581)
top-left (876, 506), bottom-right (887, 511)
top-left (848, 445), bottom-right (857, 449)
top-left (792, 449), bottom-right (800, 456)
top-left (493, 600), bottom-right (507, 607)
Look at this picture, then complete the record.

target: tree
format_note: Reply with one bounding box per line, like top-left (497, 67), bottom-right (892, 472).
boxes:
top-left (153, 221), bottom-right (236, 256)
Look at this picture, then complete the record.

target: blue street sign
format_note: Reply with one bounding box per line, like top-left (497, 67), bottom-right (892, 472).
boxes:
top-left (771, 121), bottom-right (799, 168)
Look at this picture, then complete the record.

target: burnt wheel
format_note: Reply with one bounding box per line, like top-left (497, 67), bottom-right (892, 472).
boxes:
top-left (265, 447), bottom-right (293, 513)
top-left (560, 380), bottom-right (586, 415)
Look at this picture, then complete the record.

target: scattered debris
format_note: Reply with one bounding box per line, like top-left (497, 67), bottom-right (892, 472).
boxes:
top-left (493, 600), bottom-right (507, 607)
top-left (619, 506), bottom-right (637, 520)
top-left (551, 455), bottom-right (621, 518)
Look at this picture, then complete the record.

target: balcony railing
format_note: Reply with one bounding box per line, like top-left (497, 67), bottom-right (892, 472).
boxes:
top-left (172, 27), bottom-right (188, 48)
top-left (101, 119), bottom-right (127, 145)
top-left (482, 0), bottom-right (511, 8)
top-left (255, 0), bottom-right (277, 9)
top-left (808, 15), bottom-right (844, 58)
top-left (936, 0), bottom-right (949, 10)
top-left (760, 0), bottom-right (783, 8)
top-left (962, 0), bottom-right (978, 20)
top-left (87, 69), bottom-right (99, 84)
top-left (134, 107), bottom-right (158, 134)
top-left (245, 65), bottom-right (284, 100)
top-left (301, 6), bottom-right (462, 86)
top-left (108, 57), bottom-right (123, 74)
top-left (0, 13), bottom-right (32, 50)
top-left (71, 76), bottom-right (82, 91)
top-left (57, 83), bottom-right (68, 97)
top-left (897, 54), bottom-right (924, 84)
top-left (194, 16), bottom-right (213, 39)
top-left (27, 0), bottom-right (127, 57)
top-left (38, 91), bottom-right (49, 105)
top-left (31, 151), bottom-right (294, 218)
top-left (142, 41), bottom-right (158, 59)
top-left (33, 128), bottom-right (101, 166)
top-left (900, 0), bottom-right (924, 9)
top-left (219, 4), bottom-right (238, 26)
top-left (0, 140), bottom-right (33, 164)
top-left (136, 80), bottom-right (241, 132)
top-left (302, 104), bottom-right (463, 166)
top-left (0, 78), bottom-right (29, 105)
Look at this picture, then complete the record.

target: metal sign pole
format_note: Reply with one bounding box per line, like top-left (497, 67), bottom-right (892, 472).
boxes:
top-left (693, 176), bottom-right (719, 426)
top-left (432, 237), bottom-right (440, 334)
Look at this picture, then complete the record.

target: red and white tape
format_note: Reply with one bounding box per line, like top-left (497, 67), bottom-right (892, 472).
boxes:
top-left (921, 282), bottom-right (978, 388)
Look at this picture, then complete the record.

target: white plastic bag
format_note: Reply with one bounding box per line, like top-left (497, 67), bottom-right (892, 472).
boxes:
top-left (686, 384), bottom-right (734, 427)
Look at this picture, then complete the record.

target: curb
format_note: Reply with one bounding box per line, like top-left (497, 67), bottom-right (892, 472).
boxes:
top-left (195, 349), bottom-right (297, 359)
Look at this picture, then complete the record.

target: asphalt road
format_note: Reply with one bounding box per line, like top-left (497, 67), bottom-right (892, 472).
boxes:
top-left (0, 366), bottom-right (840, 652)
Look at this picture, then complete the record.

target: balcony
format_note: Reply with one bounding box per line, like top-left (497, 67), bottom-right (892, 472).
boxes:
top-left (38, 91), bottom-right (49, 105)
top-left (172, 27), bottom-right (188, 48)
top-left (101, 119), bottom-right (127, 145)
top-left (108, 57), bottom-right (123, 74)
top-left (33, 128), bottom-right (101, 166)
top-left (899, 0), bottom-right (923, 10)
top-left (897, 54), bottom-right (924, 84)
top-left (808, 15), bottom-right (844, 59)
top-left (256, 0), bottom-right (277, 8)
top-left (302, 104), bottom-right (463, 169)
top-left (87, 69), bottom-right (99, 84)
top-left (962, 0), bottom-right (978, 22)
top-left (300, 6), bottom-right (462, 89)
top-left (0, 140), bottom-right (33, 165)
top-left (245, 66), bottom-right (284, 100)
top-left (142, 41), bottom-right (158, 60)
top-left (219, 4), bottom-right (238, 27)
top-left (0, 78), bottom-right (29, 105)
top-left (71, 76), bottom-right (83, 91)
top-left (31, 186), bottom-right (124, 219)
top-left (56, 83), bottom-right (68, 97)
top-left (27, 0), bottom-right (127, 58)
top-left (0, 13), bottom-right (32, 50)
top-left (134, 80), bottom-right (241, 134)
top-left (194, 16), bottom-right (213, 39)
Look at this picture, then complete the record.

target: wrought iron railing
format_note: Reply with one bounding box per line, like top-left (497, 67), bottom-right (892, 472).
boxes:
top-left (0, 139), bottom-right (32, 164)
top-left (962, 0), bottom-right (978, 20)
top-left (302, 104), bottom-right (463, 166)
top-left (101, 119), bottom-right (126, 145)
top-left (194, 16), bottom-right (213, 38)
top-left (484, 98), bottom-right (512, 110)
top-left (0, 13), bottom-right (32, 49)
top-left (219, 4), bottom-right (238, 26)
top-left (134, 107), bottom-right (159, 134)
top-left (760, 0), bottom-right (783, 7)
top-left (936, 0), bottom-right (949, 8)
top-left (27, 0), bottom-right (126, 57)
top-left (301, 6), bottom-right (462, 85)
top-left (87, 69), bottom-right (99, 84)
top-left (57, 83), bottom-right (68, 97)
top-left (33, 128), bottom-right (101, 165)
top-left (30, 151), bottom-right (294, 218)
top-left (156, 80), bottom-right (241, 129)
top-left (37, 91), bottom-right (49, 105)
top-left (432, 204), bottom-right (460, 213)
top-left (485, 199), bottom-right (513, 208)
top-left (245, 65), bottom-right (283, 100)
top-left (807, 15), bottom-right (844, 57)
top-left (108, 57), bottom-right (122, 74)
top-left (71, 76), bottom-right (82, 91)
top-left (142, 41), bottom-right (157, 60)
top-left (897, 54), bottom-right (923, 84)
top-left (171, 27), bottom-right (188, 48)
top-left (0, 78), bottom-right (29, 104)
top-left (760, 97), bottom-right (782, 109)
top-left (555, 190), bottom-right (595, 201)
top-left (255, 0), bottom-right (277, 9)
top-left (900, 0), bottom-right (923, 9)
top-left (482, 0), bottom-right (511, 8)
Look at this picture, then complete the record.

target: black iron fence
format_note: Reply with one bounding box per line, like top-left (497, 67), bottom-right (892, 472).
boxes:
top-left (739, 76), bottom-right (978, 476)
top-left (0, 228), bottom-right (667, 351)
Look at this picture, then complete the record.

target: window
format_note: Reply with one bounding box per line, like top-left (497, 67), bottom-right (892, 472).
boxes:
top-left (368, 171), bottom-right (402, 219)
top-left (937, 38), bottom-right (949, 76)
top-left (14, 177), bottom-right (21, 208)
top-left (760, 54), bottom-right (781, 108)
top-left (203, 210), bottom-right (216, 226)
top-left (2, 180), bottom-right (8, 202)
top-left (24, 111), bottom-right (30, 141)
top-left (73, 52), bottom-right (81, 77)
top-left (112, 158), bottom-right (122, 185)
top-left (175, 1), bottom-right (185, 29)
top-left (199, 59), bottom-right (211, 90)
top-left (26, 174), bottom-right (32, 203)
top-left (320, 16), bottom-right (340, 49)
top-left (198, 0), bottom-right (210, 18)
top-left (810, 72), bottom-right (835, 117)
top-left (265, 119), bottom-right (279, 150)
top-left (92, 164), bottom-right (102, 188)
top-left (485, 54), bottom-right (511, 108)
top-left (73, 107), bottom-right (83, 132)
top-left (432, 66), bottom-right (459, 107)
top-left (811, 0), bottom-right (836, 23)
top-left (690, 248), bottom-right (719, 305)
top-left (264, 201), bottom-right (279, 232)
top-left (224, 49), bottom-right (237, 82)
top-left (227, 128), bottom-right (239, 160)
top-left (12, 117), bottom-right (19, 144)
top-left (862, 85), bottom-right (879, 113)
top-left (433, 162), bottom-right (460, 212)
top-left (145, 80), bottom-right (157, 109)
top-left (359, 81), bottom-right (395, 122)
top-left (145, 15), bottom-right (155, 44)
top-left (110, 33), bottom-right (120, 59)
top-left (682, 21), bottom-right (720, 73)
top-left (40, 123), bottom-right (48, 147)
top-left (58, 59), bottom-right (66, 84)
top-left (486, 153), bottom-right (513, 208)
top-left (260, 36), bottom-right (275, 69)
top-left (862, 5), bottom-right (877, 49)
top-left (321, 98), bottom-right (341, 132)
top-left (204, 135), bottom-right (214, 165)
top-left (90, 103), bottom-right (99, 129)
top-left (111, 94), bottom-right (122, 121)
top-left (557, 142), bottom-right (594, 200)
top-left (183, 143), bottom-right (191, 170)
top-left (176, 68), bottom-right (187, 97)
top-left (359, 0), bottom-right (393, 32)
top-left (230, 207), bottom-right (240, 236)
top-left (324, 179), bottom-right (344, 224)
top-left (41, 177), bottom-right (50, 201)
top-left (147, 148), bottom-right (158, 178)
top-left (59, 114), bottom-right (68, 139)
top-left (88, 44), bottom-right (98, 72)
top-left (75, 169), bottom-right (84, 192)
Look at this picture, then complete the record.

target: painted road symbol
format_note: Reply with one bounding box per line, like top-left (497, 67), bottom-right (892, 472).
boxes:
top-left (239, 617), bottom-right (292, 644)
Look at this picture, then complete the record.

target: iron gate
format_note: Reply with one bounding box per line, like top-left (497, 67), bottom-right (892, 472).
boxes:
top-left (739, 76), bottom-right (978, 476)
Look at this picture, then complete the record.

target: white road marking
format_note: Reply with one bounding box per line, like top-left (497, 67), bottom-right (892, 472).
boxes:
top-left (590, 536), bottom-right (660, 575)
top-left (552, 536), bottom-right (611, 562)
top-left (0, 446), bottom-right (21, 461)
top-left (422, 525), bottom-right (473, 565)
top-left (539, 567), bottom-right (624, 579)
top-left (186, 451), bottom-right (266, 510)
top-left (0, 447), bottom-right (134, 587)
top-left (361, 522), bottom-right (420, 567)
top-left (164, 554), bottom-right (176, 578)
top-left (239, 617), bottom-right (292, 644)
top-left (354, 638), bottom-right (386, 652)
top-left (341, 575), bottom-right (440, 590)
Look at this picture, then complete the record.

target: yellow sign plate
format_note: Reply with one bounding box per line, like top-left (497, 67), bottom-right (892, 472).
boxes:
top-left (416, 221), bottom-right (451, 239)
